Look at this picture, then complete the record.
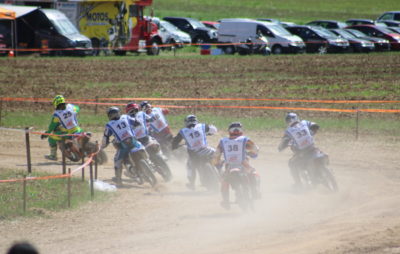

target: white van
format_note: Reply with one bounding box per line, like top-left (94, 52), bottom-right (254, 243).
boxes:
top-left (218, 18), bottom-right (305, 54)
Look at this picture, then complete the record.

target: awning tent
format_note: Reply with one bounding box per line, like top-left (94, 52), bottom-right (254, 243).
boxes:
top-left (0, 5), bottom-right (40, 56)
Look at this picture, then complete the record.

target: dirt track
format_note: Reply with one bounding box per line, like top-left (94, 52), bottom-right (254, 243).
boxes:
top-left (0, 129), bottom-right (399, 254)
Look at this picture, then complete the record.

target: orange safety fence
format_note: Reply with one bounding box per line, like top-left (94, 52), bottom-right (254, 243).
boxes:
top-left (0, 129), bottom-right (99, 183)
top-left (1, 97), bottom-right (399, 113)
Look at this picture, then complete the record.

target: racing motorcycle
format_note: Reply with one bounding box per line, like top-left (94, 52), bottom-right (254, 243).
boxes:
top-left (144, 137), bottom-right (173, 182)
top-left (294, 148), bottom-right (338, 192)
top-left (59, 132), bottom-right (107, 165)
top-left (236, 35), bottom-right (271, 55)
top-left (225, 166), bottom-right (254, 211)
top-left (188, 149), bottom-right (221, 191)
top-left (120, 142), bottom-right (158, 187)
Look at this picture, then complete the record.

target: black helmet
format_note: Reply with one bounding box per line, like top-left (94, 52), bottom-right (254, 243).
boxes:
top-left (107, 106), bottom-right (121, 120)
top-left (140, 101), bottom-right (151, 111)
top-left (285, 112), bottom-right (299, 126)
top-left (228, 122), bottom-right (243, 137)
top-left (184, 114), bottom-right (198, 128)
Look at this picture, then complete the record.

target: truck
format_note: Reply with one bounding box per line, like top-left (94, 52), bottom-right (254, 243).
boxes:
top-left (8, 0), bottom-right (162, 56)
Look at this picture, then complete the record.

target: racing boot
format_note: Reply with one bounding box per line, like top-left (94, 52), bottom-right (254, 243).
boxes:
top-left (44, 146), bottom-right (58, 161)
top-left (113, 167), bottom-right (123, 187)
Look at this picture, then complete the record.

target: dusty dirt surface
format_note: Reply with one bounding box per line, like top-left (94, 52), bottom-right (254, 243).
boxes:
top-left (0, 129), bottom-right (399, 254)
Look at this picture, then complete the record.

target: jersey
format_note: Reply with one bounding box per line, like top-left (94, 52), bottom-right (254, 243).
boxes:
top-left (50, 103), bottom-right (81, 134)
top-left (148, 107), bottom-right (168, 133)
top-left (179, 123), bottom-right (207, 151)
top-left (104, 114), bottom-right (136, 142)
top-left (285, 120), bottom-right (314, 150)
top-left (133, 111), bottom-right (149, 139)
top-left (219, 136), bottom-right (248, 167)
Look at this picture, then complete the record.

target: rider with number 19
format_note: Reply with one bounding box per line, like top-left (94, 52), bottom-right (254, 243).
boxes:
top-left (41, 95), bottom-right (82, 161)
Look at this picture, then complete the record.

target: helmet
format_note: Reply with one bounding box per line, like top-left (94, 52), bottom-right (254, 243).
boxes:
top-left (107, 106), bottom-right (121, 120)
top-left (285, 112), bottom-right (299, 126)
top-left (228, 122), bottom-right (243, 137)
top-left (184, 114), bottom-right (198, 128)
top-left (126, 102), bottom-right (139, 116)
top-left (140, 101), bottom-right (151, 111)
top-left (52, 95), bottom-right (65, 109)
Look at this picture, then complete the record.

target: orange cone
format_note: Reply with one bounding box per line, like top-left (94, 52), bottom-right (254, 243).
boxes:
top-left (8, 50), bottom-right (14, 58)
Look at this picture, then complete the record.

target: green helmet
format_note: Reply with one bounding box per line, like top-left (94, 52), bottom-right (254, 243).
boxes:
top-left (52, 95), bottom-right (65, 109)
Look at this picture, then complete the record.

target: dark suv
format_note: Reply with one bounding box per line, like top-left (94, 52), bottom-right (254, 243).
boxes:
top-left (163, 17), bottom-right (217, 43)
top-left (377, 11), bottom-right (400, 27)
top-left (286, 25), bottom-right (349, 53)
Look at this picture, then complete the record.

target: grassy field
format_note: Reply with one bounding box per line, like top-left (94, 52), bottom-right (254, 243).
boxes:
top-left (153, 0), bottom-right (400, 24)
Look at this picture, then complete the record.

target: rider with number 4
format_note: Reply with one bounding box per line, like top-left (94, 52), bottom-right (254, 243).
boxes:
top-left (172, 115), bottom-right (218, 190)
top-left (100, 107), bottom-right (142, 186)
top-left (41, 95), bottom-right (82, 161)
top-left (213, 122), bottom-right (261, 210)
top-left (278, 112), bottom-right (320, 189)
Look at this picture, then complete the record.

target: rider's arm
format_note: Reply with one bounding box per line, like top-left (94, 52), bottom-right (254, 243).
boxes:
top-left (161, 108), bottom-right (169, 115)
top-left (309, 122), bottom-right (319, 135)
top-left (205, 124), bottom-right (218, 135)
top-left (71, 104), bottom-right (80, 113)
top-left (100, 127), bottom-right (112, 149)
top-left (45, 116), bottom-right (60, 134)
top-left (246, 139), bottom-right (259, 158)
top-left (171, 132), bottom-right (183, 150)
top-left (278, 132), bottom-right (291, 152)
top-left (212, 142), bottom-right (223, 167)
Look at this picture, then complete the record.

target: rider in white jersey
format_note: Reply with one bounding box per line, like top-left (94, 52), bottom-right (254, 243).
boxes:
top-left (140, 101), bottom-right (174, 157)
top-left (101, 107), bottom-right (141, 186)
top-left (278, 112), bottom-right (320, 188)
top-left (213, 122), bottom-right (260, 209)
top-left (172, 115), bottom-right (218, 190)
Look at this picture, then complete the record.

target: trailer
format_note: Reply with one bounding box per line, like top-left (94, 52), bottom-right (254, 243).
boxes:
top-left (9, 0), bottom-right (162, 55)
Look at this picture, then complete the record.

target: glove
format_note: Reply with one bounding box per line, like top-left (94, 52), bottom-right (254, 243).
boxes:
top-left (41, 134), bottom-right (48, 140)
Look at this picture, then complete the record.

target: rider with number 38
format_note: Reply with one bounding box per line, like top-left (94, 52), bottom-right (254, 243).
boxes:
top-left (278, 112), bottom-right (320, 188)
top-left (100, 107), bottom-right (141, 186)
top-left (213, 122), bottom-right (261, 209)
top-left (41, 95), bottom-right (82, 161)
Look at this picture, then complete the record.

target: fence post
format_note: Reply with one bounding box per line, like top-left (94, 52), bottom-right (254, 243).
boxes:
top-left (81, 156), bottom-right (85, 181)
top-left (24, 127), bottom-right (32, 174)
top-left (22, 175), bottom-right (27, 214)
top-left (89, 160), bottom-right (94, 199)
top-left (94, 142), bottom-right (98, 180)
top-left (355, 109), bottom-right (360, 140)
top-left (67, 168), bottom-right (71, 208)
top-left (62, 140), bottom-right (66, 174)
top-left (95, 96), bottom-right (98, 115)
top-left (0, 98), bottom-right (3, 126)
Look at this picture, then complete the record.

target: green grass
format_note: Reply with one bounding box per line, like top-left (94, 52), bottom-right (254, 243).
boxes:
top-left (0, 169), bottom-right (111, 220)
top-left (153, 0), bottom-right (400, 24)
top-left (2, 110), bottom-right (398, 136)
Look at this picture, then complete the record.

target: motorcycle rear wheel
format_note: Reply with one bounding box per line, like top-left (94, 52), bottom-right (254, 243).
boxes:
top-left (151, 153), bottom-right (172, 182)
top-left (319, 166), bottom-right (338, 192)
top-left (138, 159), bottom-right (158, 187)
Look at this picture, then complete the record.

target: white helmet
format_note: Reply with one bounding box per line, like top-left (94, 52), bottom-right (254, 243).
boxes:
top-left (285, 112), bottom-right (299, 126)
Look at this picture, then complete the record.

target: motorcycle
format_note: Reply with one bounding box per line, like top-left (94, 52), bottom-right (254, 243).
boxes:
top-left (144, 137), bottom-right (173, 182)
top-left (294, 148), bottom-right (338, 192)
top-left (120, 143), bottom-right (158, 187)
top-left (188, 149), bottom-right (221, 191)
top-left (225, 166), bottom-right (254, 211)
top-left (236, 36), bottom-right (271, 56)
top-left (59, 132), bottom-right (107, 165)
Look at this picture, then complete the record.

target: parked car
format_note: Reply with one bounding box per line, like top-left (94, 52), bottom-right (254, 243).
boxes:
top-left (163, 17), bottom-right (217, 43)
top-left (201, 21), bottom-right (219, 30)
top-left (377, 11), bottom-right (400, 27)
top-left (344, 28), bottom-right (391, 51)
top-left (386, 26), bottom-right (400, 35)
top-left (306, 20), bottom-right (348, 29)
top-left (330, 29), bottom-right (374, 52)
top-left (346, 19), bottom-right (375, 26)
top-left (218, 18), bottom-right (305, 54)
top-left (286, 25), bottom-right (349, 53)
top-left (152, 17), bottom-right (191, 49)
top-left (257, 18), bottom-right (296, 28)
top-left (346, 24), bottom-right (400, 50)
top-left (0, 21), bottom-right (10, 56)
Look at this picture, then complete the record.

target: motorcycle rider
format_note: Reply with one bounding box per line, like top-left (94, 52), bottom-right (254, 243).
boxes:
top-left (41, 95), bottom-right (82, 161)
top-left (140, 101), bottom-right (174, 157)
top-left (213, 122), bottom-right (260, 210)
top-left (100, 106), bottom-right (141, 186)
top-left (172, 115), bottom-right (218, 190)
top-left (278, 112), bottom-right (320, 189)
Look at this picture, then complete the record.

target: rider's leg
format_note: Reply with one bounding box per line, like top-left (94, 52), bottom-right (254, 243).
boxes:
top-left (45, 136), bottom-right (58, 160)
top-left (186, 158), bottom-right (196, 190)
top-left (220, 173), bottom-right (231, 209)
top-left (248, 170), bottom-right (261, 199)
top-left (289, 156), bottom-right (301, 188)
